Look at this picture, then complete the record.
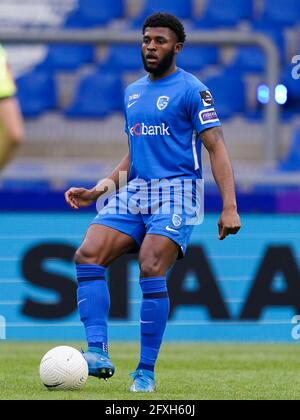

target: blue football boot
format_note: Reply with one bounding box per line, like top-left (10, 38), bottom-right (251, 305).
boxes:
top-left (129, 369), bottom-right (156, 392)
top-left (82, 348), bottom-right (115, 380)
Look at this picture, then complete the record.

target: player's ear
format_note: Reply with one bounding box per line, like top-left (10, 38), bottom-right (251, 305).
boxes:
top-left (175, 43), bottom-right (184, 54)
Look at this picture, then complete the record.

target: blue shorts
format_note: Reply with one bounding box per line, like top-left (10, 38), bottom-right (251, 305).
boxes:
top-left (91, 180), bottom-right (200, 258)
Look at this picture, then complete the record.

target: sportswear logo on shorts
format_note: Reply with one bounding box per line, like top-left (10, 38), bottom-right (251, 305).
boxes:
top-left (200, 90), bottom-right (214, 107)
top-left (166, 226), bottom-right (180, 234)
top-left (157, 96), bottom-right (170, 111)
top-left (166, 214), bottom-right (183, 234)
top-left (199, 108), bottom-right (219, 125)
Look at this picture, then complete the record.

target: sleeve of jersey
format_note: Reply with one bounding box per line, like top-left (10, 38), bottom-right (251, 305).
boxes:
top-left (186, 86), bottom-right (221, 134)
top-left (0, 46), bottom-right (16, 100)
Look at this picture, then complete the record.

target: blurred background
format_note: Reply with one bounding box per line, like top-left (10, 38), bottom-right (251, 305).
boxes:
top-left (0, 0), bottom-right (299, 343)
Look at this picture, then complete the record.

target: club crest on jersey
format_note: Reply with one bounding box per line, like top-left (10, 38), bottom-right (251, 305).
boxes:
top-left (157, 96), bottom-right (170, 111)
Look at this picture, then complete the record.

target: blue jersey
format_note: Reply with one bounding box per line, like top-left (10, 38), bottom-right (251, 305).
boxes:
top-left (124, 68), bottom-right (221, 183)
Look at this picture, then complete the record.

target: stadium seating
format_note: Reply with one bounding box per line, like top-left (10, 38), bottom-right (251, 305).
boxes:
top-left (138, 0), bottom-right (192, 20)
top-left (204, 68), bottom-right (246, 119)
top-left (3, 0), bottom-right (299, 166)
top-left (16, 70), bottom-right (57, 117)
top-left (278, 128), bottom-right (300, 171)
top-left (261, 0), bottom-right (300, 27)
top-left (37, 45), bottom-right (95, 71)
top-left (233, 47), bottom-right (266, 73)
top-left (65, 71), bottom-right (123, 118)
top-left (232, 24), bottom-right (285, 73)
top-left (176, 46), bottom-right (219, 72)
top-left (0, 0), bottom-right (74, 29)
top-left (195, 0), bottom-right (253, 28)
top-left (130, 0), bottom-right (193, 28)
top-left (98, 44), bottom-right (144, 72)
top-left (64, 0), bottom-right (125, 28)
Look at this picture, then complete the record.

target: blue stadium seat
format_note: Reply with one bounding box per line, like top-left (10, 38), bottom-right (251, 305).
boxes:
top-left (279, 128), bottom-right (300, 171)
top-left (233, 47), bottom-right (266, 73)
top-left (37, 45), bottom-right (94, 72)
top-left (141, 0), bottom-right (192, 19)
top-left (98, 45), bottom-right (144, 72)
top-left (233, 24), bottom-right (285, 73)
top-left (65, 0), bottom-right (125, 28)
top-left (65, 71), bottom-right (123, 118)
top-left (195, 0), bottom-right (253, 27)
top-left (204, 68), bottom-right (246, 119)
top-left (131, 0), bottom-right (192, 28)
top-left (176, 46), bottom-right (219, 72)
top-left (262, 0), bottom-right (300, 27)
top-left (16, 70), bottom-right (57, 117)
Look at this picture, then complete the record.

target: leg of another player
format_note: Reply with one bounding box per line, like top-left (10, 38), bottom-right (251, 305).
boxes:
top-left (130, 235), bottom-right (179, 392)
top-left (0, 98), bottom-right (24, 170)
top-left (74, 224), bottom-right (136, 378)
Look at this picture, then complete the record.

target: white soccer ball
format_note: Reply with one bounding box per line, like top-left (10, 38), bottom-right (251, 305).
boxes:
top-left (39, 346), bottom-right (89, 391)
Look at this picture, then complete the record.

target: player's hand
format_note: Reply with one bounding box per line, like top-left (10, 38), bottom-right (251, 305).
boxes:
top-left (218, 208), bottom-right (241, 240)
top-left (64, 187), bottom-right (96, 210)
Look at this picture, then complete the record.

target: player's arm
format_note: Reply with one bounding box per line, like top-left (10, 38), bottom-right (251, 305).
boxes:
top-left (201, 126), bottom-right (241, 240)
top-left (65, 149), bottom-right (130, 210)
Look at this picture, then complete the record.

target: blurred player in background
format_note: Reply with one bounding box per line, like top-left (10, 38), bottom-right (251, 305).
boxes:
top-left (0, 44), bottom-right (24, 171)
top-left (65, 13), bottom-right (241, 392)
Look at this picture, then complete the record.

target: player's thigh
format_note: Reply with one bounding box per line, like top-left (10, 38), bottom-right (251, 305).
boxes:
top-left (139, 234), bottom-right (179, 277)
top-left (75, 224), bottom-right (136, 266)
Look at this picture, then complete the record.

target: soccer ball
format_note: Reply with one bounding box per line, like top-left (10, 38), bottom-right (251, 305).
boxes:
top-left (39, 346), bottom-right (89, 391)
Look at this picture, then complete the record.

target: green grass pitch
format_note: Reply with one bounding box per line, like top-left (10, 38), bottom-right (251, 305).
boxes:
top-left (1, 342), bottom-right (300, 400)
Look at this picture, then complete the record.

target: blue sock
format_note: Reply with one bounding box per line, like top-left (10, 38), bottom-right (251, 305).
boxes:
top-left (137, 277), bottom-right (170, 373)
top-left (76, 264), bottom-right (110, 355)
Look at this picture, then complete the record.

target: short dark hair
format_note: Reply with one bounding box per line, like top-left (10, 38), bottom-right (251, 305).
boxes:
top-left (143, 13), bottom-right (186, 44)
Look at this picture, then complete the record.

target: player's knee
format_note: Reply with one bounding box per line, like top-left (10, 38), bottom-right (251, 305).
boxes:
top-left (74, 246), bottom-right (99, 266)
top-left (74, 243), bottom-right (111, 266)
top-left (139, 253), bottom-right (163, 277)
